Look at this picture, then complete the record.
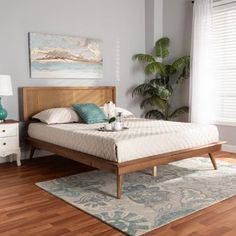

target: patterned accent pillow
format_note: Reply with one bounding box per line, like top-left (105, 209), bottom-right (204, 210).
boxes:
top-left (33, 108), bottom-right (79, 124)
top-left (73, 103), bottom-right (107, 124)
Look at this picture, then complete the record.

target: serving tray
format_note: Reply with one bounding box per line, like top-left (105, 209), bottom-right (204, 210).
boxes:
top-left (97, 127), bottom-right (129, 132)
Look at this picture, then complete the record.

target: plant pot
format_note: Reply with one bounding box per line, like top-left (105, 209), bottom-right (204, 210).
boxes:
top-left (114, 122), bottom-right (122, 131)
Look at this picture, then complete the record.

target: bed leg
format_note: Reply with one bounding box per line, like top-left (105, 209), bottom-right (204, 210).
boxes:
top-left (29, 147), bottom-right (36, 160)
top-left (209, 153), bottom-right (217, 170)
top-left (152, 166), bottom-right (157, 177)
top-left (117, 174), bottom-right (123, 199)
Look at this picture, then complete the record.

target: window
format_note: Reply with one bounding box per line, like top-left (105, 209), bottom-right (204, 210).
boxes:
top-left (213, 0), bottom-right (236, 125)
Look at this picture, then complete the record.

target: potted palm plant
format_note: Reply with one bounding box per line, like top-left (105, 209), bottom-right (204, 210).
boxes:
top-left (132, 37), bottom-right (190, 120)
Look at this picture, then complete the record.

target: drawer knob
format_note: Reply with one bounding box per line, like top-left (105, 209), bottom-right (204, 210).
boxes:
top-left (3, 143), bottom-right (6, 145)
top-left (2, 130), bottom-right (6, 132)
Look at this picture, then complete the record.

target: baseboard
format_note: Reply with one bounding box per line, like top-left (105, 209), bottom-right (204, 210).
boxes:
top-left (222, 144), bottom-right (236, 153)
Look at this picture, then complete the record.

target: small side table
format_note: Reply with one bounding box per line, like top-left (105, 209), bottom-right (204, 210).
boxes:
top-left (0, 120), bottom-right (21, 166)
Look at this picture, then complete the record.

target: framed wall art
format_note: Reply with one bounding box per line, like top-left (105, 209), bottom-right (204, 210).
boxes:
top-left (28, 32), bottom-right (103, 79)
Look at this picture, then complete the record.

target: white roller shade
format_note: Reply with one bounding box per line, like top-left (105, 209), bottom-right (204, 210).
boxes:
top-left (213, 0), bottom-right (236, 125)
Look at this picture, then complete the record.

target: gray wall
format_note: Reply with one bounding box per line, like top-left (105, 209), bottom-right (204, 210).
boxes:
top-left (145, 0), bottom-right (163, 54)
top-left (163, 0), bottom-right (193, 118)
top-left (218, 126), bottom-right (236, 147)
top-left (145, 0), bottom-right (155, 54)
top-left (163, 0), bottom-right (193, 61)
top-left (0, 0), bottom-right (145, 121)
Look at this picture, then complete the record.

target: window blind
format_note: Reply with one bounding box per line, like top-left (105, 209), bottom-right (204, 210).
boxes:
top-left (212, 0), bottom-right (236, 125)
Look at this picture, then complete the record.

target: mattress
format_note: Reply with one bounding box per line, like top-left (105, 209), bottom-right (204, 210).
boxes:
top-left (28, 118), bottom-right (219, 163)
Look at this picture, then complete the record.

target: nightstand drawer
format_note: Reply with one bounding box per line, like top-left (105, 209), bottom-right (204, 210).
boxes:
top-left (0, 137), bottom-right (19, 150)
top-left (0, 124), bottom-right (17, 138)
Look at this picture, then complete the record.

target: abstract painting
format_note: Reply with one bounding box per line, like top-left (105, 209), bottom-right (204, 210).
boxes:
top-left (28, 32), bottom-right (103, 79)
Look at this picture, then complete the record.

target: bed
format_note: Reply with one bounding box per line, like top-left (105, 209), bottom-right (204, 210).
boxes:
top-left (23, 87), bottom-right (225, 199)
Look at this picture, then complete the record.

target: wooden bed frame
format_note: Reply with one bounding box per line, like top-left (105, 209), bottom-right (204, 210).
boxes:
top-left (22, 86), bottom-right (225, 199)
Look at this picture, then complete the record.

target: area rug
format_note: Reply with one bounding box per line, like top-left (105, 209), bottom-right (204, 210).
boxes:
top-left (36, 157), bottom-right (236, 236)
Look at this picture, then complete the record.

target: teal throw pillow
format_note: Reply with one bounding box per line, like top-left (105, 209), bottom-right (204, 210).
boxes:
top-left (73, 103), bottom-right (107, 124)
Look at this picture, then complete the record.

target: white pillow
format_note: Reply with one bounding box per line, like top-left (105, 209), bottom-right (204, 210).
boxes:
top-left (115, 107), bottom-right (135, 118)
top-left (33, 108), bottom-right (79, 124)
top-left (101, 106), bottom-right (135, 118)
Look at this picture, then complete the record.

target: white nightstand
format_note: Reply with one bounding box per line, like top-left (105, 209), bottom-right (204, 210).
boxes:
top-left (0, 120), bottom-right (21, 166)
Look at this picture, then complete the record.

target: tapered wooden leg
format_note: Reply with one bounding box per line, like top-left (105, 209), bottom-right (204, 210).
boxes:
top-left (152, 166), bottom-right (157, 177)
top-left (209, 153), bottom-right (217, 170)
top-left (117, 174), bottom-right (123, 199)
top-left (29, 147), bottom-right (36, 160)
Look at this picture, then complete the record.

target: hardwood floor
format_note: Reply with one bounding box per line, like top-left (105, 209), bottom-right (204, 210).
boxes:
top-left (0, 152), bottom-right (236, 236)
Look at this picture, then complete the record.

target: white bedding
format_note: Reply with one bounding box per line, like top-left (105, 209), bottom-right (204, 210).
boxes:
top-left (28, 118), bottom-right (219, 163)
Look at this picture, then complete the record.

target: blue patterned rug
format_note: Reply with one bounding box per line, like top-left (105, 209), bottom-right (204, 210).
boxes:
top-left (36, 157), bottom-right (236, 235)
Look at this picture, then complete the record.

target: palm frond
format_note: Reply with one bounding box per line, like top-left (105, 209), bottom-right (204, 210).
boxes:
top-left (166, 64), bottom-right (176, 75)
top-left (140, 97), bottom-right (155, 108)
top-left (171, 56), bottom-right (190, 72)
top-left (155, 37), bottom-right (170, 58)
top-left (169, 106), bottom-right (189, 119)
top-left (150, 77), bottom-right (170, 86)
top-left (132, 83), bottom-right (150, 97)
top-left (149, 78), bottom-right (165, 86)
top-left (166, 84), bottom-right (173, 94)
top-left (176, 64), bottom-right (190, 84)
top-left (152, 97), bottom-right (167, 110)
top-left (143, 87), bottom-right (158, 96)
top-left (133, 54), bottom-right (156, 63)
top-left (145, 62), bottom-right (166, 76)
top-left (145, 109), bottom-right (165, 120)
top-left (141, 96), bottom-right (166, 110)
top-left (158, 86), bottom-right (172, 101)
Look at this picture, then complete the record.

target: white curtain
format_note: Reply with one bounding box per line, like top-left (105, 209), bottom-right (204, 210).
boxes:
top-left (190, 0), bottom-right (217, 124)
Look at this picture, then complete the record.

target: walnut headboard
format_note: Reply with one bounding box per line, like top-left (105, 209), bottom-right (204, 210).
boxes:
top-left (22, 86), bottom-right (116, 121)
